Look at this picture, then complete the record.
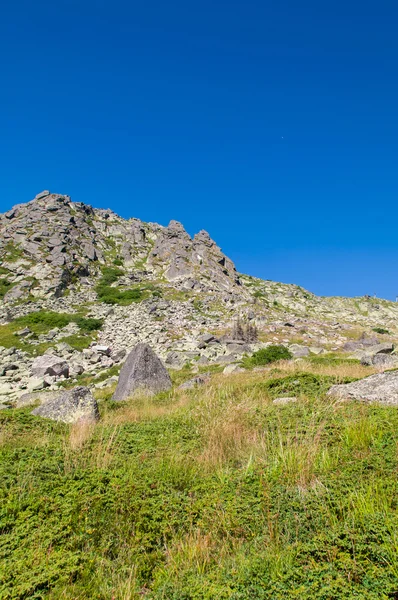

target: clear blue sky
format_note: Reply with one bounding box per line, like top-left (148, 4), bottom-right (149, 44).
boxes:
top-left (1, 0), bottom-right (398, 299)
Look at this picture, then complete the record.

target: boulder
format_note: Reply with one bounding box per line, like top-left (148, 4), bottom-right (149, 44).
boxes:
top-left (223, 364), bottom-right (245, 374)
top-left (309, 347), bottom-right (324, 355)
top-left (112, 343), bottom-right (172, 401)
top-left (289, 344), bottom-right (310, 358)
top-left (327, 371), bottom-right (398, 406)
top-left (111, 349), bottom-right (126, 363)
top-left (363, 342), bottom-right (394, 355)
top-left (27, 377), bottom-right (48, 392)
top-left (178, 374), bottom-right (210, 390)
top-left (273, 396), bottom-right (297, 405)
top-left (359, 343), bottom-right (395, 366)
top-left (16, 390), bottom-right (60, 408)
top-left (214, 354), bottom-right (236, 364)
top-left (360, 353), bottom-right (398, 368)
top-left (31, 355), bottom-right (69, 378)
top-left (32, 386), bottom-right (99, 423)
top-left (91, 345), bottom-right (111, 356)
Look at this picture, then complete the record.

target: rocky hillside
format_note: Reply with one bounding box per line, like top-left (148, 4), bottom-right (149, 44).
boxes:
top-left (1, 189), bottom-right (398, 402)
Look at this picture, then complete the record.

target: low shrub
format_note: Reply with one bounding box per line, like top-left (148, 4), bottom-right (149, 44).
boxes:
top-left (96, 284), bottom-right (144, 305)
top-left (99, 266), bottom-right (123, 286)
top-left (74, 317), bottom-right (103, 332)
top-left (16, 311), bottom-right (103, 333)
top-left (372, 327), bottom-right (390, 335)
top-left (242, 345), bottom-right (292, 368)
top-left (0, 278), bottom-right (13, 299)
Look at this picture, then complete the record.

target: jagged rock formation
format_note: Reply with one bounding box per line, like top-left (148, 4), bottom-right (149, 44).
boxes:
top-left (0, 190), bottom-right (241, 303)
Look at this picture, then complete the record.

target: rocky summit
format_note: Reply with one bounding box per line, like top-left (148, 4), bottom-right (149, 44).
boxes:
top-left (1, 189), bottom-right (398, 403)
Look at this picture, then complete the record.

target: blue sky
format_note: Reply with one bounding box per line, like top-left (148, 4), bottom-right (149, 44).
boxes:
top-left (1, 0), bottom-right (398, 299)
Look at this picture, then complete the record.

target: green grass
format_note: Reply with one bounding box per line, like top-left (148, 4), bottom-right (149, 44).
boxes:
top-left (307, 352), bottom-right (361, 367)
top-left (1, 242), bottom-right (27, 262)
top-left (1, 365), bottom-right (398, 599)
top-left (0, 278), bottom-right (14, 299)
top-left (0, 311), bottom-right (103, 354)
top-left (95, 267), bottom-right (162, 305)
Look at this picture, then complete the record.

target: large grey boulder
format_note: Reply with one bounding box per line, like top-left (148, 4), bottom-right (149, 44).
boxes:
top-left (327, 371), bottom-right (398, 406)
top-left (32, 387), bottom-right (99, 423)
top-left (31, 354), bottom-right (69, 378)
top-left (289, 344), bottom-right (310, 358)
top-left (112, 343), bottom-right (172, 401)
top-left (360, 353), bottom-right (398, 367)
top-left (359, 342), bottom-right (395, 366)
top-left (363, 342), bottom-right (394, 355)
top-left (16, 390), bottom-right (60, 408)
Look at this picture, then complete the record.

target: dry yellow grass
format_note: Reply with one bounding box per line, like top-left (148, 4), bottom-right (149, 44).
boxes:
top-left (67, 419), bottom-right (96, 451)
top-left (102, 392), bottom-right (192, 426)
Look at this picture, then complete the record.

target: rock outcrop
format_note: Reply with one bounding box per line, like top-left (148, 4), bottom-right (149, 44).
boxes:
top-left (112, 343), bottom-right (172, 400)
top-left (327, 371), bottom-right (398, 406)
top-left (0, 191), bottom-right (241, 302)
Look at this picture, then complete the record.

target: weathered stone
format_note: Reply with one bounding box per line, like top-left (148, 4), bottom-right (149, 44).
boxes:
top-left (360, 353), bottom-right (398, 367)
top-left (27, 377), bottom-right (48, 392)
top-left (112, 343), bottom-right (172, 401)
top-left (289, 344), bottom-right (310, 358)
top-left (178, 375), bottom-right (210, 390)
top-left (16, 390), bottom-right (60, 408)
top-left (16, 327), bottom-right (31, 337)
top-left (91, 345), bottom-right (111, 356)
top-left (309, 347), bottom-right (324, 355)
top-left (223, 364), bottom-right (245, 374)
top-left (273, 396), bottom-right (297, 405)
top-left (327, 371), bottom-right (398, 405)
top-left (215, 354), bottom-right (236, 364)
top-left (31, 355), bottom-right (69, 378)
top-left (363, 342), bottom-right (394, 355)
top-left (111, 349), bottom-right (126, 363)
top-left (198, 333), bottom-right (215, 344)
top-left (32, 386), bottom-right (99, 423)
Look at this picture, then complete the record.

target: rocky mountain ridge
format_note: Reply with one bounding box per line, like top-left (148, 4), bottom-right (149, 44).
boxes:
top-left (1, 190), bottom-right (398, 403)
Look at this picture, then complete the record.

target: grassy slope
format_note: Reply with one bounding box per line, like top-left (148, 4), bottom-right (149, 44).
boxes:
top-left (1, 360), bottom-right (398, 599)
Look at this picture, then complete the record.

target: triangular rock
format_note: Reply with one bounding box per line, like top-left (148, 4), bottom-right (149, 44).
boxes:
top-left (112, 343), bottom-right (172, 401)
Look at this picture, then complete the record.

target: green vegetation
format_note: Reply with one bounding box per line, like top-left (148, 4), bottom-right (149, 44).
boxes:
top-left (308, 352), bottom-right (361, 366)
top-left (96, 285), bottom-right (145, 305)
top-left (1, 363), bottom-right (398, 599)
top-left (96, 267), bottom-right (162, 305)
top-left (99, 266), bottom-right (124, 285)
top-left (372, 327), bottom-right (390, 335)
top-left (0, 311), bottom-right (103, 354)
top-left (0, 278), bottom-right (13, 299)
top-left (242, 345), bottom-right (292, 368)
top-left (16, 311), bottom-right (103, 333)
top-left (1, 242), bottom-right (26, 262)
